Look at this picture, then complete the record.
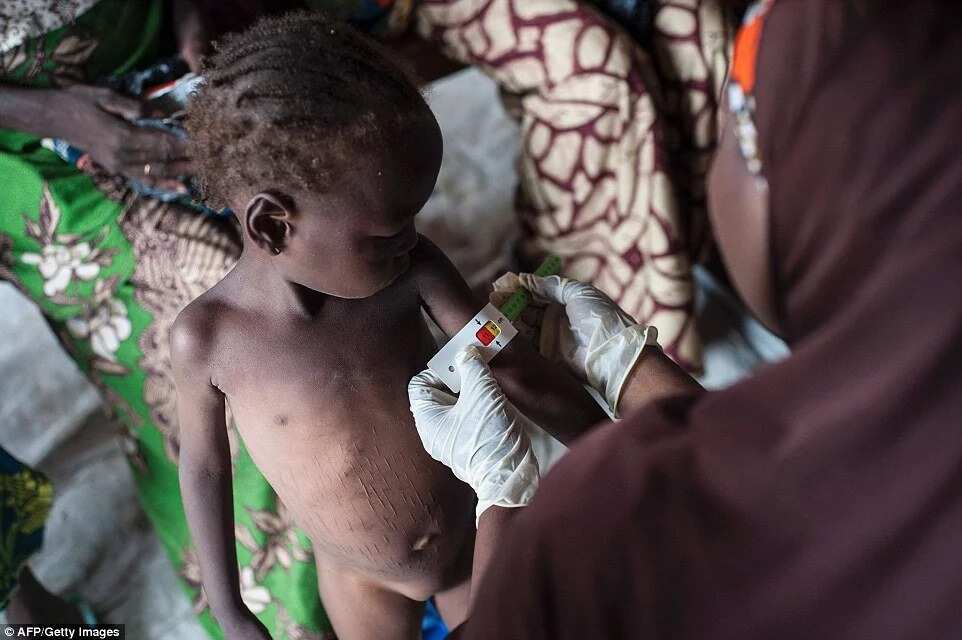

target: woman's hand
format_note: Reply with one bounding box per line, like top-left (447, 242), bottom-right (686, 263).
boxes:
top-left (408, 347), bottom-right (540, 523)
top-left (60, 84), bottom-right (192, 186)
top-left (492, 273), bottom-right (657, 416)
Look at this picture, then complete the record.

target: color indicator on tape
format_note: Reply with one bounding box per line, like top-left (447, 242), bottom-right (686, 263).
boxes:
top-left (476, 320), bottom-right (501, 346)
top-left (427, 304), bottom-right (518, 392)
top-left (427, 255), bottom-right (562, 392)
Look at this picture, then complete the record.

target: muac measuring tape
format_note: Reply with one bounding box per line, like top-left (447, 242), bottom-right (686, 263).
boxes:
top-left (427, 256), bottom-right (562, 393)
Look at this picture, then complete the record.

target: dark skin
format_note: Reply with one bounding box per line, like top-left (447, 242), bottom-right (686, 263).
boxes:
top-left (0, 83), bottom-right (191, 189)
top-left (706, 93), bottom-right (782, 335)
top-left (0, 1), bottom-right (224, 187)
top-left (173, 0), bottom-right (212, 74)
top-left (384, 30), bottom-right (466, 85)
top-left (172, 108), bottom-right (604, 639)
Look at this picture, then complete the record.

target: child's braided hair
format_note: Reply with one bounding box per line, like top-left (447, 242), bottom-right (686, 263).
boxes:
top-left (186, 10), bottom-right (425, 209)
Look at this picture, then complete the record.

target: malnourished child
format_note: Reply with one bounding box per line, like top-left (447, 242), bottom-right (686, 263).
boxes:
top-left (173, 12), bottom-right (605, 640)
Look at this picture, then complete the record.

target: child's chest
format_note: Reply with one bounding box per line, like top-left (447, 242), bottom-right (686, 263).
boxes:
top-left (213, 286), bottom-right (437, 433)
top-left (209, 288), bottom-right (475, 575)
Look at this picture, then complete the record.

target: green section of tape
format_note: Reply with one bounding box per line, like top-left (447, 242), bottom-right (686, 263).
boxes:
top-left (499, 255), bottom-right (562, 322)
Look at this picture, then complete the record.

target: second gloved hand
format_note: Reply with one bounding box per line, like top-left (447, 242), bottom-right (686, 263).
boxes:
top-left (515, 273), bottom-right (657, 417)
top-left (408, 347), bottom-right (540, 523)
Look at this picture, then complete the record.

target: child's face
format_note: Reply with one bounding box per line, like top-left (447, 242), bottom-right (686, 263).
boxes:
top-left (274, 114), bottom-right (443, 299)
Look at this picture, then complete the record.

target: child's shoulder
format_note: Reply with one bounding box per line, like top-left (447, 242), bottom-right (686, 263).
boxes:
top-left (405, 234), bottom-right (479, 336)
top-left (170, 282), bottom-right (236, 372)
top-left (406, 234), bottom-right (459, 286)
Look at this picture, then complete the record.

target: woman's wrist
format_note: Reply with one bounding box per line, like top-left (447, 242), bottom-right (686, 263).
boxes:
top-left (617, 345), bottom-right (704, 415)
top-left (0, 86), bottom-right (70, 139)
top-left (472, 505), bottom-right (522, 606)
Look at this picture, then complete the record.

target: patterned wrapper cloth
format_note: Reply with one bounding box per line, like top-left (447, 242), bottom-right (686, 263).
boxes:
top-left (414, 0), bottom-right (735, 371)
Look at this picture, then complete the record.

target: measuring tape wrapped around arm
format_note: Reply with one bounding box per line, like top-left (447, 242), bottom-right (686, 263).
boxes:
top-left (427, 256), bottom-right (562, 393)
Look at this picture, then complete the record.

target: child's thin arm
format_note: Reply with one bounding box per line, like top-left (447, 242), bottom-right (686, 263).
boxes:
top-left (412, 237), bottom-right (608, 445)
top-left (171, 317), bottom-right (269, 638)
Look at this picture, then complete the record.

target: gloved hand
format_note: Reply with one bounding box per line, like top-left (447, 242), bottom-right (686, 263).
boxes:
top-left (408, 347), bottom-right (540, 523)
top-left (492, 273), bottom-right (658, 417)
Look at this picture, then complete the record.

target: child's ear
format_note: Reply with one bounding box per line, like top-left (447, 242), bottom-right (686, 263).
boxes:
top-left (245, 192), bottom-right (294, 256)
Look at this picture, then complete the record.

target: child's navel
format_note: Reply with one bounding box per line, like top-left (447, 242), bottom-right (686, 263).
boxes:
top-left (274, 414), bottom-right (289, 426)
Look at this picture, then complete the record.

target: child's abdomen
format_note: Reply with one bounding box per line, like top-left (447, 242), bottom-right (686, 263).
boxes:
top-left (217, 276), bottom-right (476, 596)
top-left (226, 315), bottom-right (475, 598)
top-left (250, 409), bottom-right (476, 597)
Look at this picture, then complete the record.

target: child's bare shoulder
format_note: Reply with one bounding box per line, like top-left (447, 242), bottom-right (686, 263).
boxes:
top-left (170, 281), bottom-right (237, 376)
top-left (406, 235), bottom-right (479, 336)
top-left (406, 235), bottom-right (463, 290)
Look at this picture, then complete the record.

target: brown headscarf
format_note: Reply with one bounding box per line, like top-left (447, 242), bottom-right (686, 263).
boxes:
top-left (458, 1), bottom-right (962, 638)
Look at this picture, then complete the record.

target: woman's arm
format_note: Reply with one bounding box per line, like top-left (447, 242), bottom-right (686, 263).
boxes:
top-left (0, 84), bottom-right (191, 182)
top-left (510, 273), bottom-right (704, 417)
top-left (0, 86), bottom-right (80, 139)
top-left (618, 346), bottom-right (705, 414)
top-left (470, 506), bottom-right (521, 605)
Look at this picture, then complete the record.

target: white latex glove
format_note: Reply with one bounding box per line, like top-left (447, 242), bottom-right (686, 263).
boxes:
top-left (495, 273), bottom-right (658, 417)
top-left (408, 347), bottom-right (540, 523)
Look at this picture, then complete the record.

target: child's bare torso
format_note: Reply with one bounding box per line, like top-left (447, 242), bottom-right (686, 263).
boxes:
top-left (201, 266), bottom-right (475, 597)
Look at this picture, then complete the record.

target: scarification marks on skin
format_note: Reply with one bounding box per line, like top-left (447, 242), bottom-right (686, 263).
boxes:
top-left (272, 431), bottom-right (451, 573)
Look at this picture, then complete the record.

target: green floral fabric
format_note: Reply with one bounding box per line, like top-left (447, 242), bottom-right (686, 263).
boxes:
top-left (0, 1), bottom-right (329, 637)
top-left (0, 448), bottom-right (53, 611)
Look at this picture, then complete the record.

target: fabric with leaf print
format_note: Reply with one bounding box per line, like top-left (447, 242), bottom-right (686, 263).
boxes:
top-left (0, 447), bottom-right (53, 611)
top-left (236, 502), bottom-right (312, 583)
top-left (0, 1), bottom-right (330, 637)
top-left (0, 0), bottom-right (99, 53)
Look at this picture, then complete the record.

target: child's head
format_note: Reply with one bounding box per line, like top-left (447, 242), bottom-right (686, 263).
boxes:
top-left (187, 11), bottom-right (442, 298)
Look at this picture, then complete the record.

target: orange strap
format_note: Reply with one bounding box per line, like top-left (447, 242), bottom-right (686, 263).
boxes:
top-left (731, 1), bottom-right (775, 94)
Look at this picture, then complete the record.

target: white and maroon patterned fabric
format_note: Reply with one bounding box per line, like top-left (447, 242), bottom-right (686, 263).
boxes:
top-left (414, 0), bottom-right (732, 370)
